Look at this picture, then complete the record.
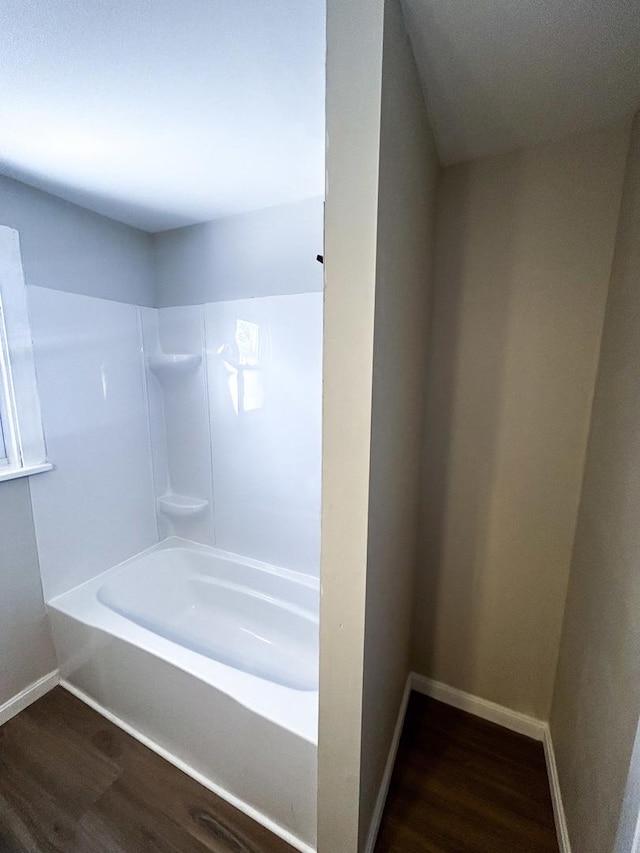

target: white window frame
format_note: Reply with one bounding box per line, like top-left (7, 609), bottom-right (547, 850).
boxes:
top-left (0, 226), bottom-right (51, 482)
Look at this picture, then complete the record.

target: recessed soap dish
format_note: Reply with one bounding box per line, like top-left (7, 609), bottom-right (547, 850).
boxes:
top-left (148, 353), bottom-right (202, 382)
top-left (157, 493), bottom-right (209, 519)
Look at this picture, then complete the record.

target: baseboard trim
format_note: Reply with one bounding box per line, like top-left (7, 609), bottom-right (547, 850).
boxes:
top-left (411, 672), bottom-right (570, 852)
top-left (543, 725), bottom-right (572, 853)
top-left (0, 669), bottom-right (59, 726)
top-left (364, 673), bottom-right (412, 853)
top-left (410, 672), bottom-right (547, 741)
top-left (60, 680), bottom-right (315, 853)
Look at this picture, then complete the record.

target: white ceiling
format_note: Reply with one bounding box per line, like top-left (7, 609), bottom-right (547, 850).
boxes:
top-left (3, 1), bottom-right (637, 229)
top-left (0, 0), bottom-right (325, 232)
top-left (402, 0), bottom-right (640, 165)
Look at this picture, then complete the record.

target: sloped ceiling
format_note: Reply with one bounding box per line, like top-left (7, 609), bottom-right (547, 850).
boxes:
top-left (402, 0), bottom-right (640, 165)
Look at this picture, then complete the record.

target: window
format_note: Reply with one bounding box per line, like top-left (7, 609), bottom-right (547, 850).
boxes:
top-left (0, 226), bottom-right (50, 482)
top-left (0, 404), bottom-right (6, 463)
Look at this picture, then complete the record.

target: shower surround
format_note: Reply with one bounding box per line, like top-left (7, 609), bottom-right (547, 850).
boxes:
top-left (27, 285), bottom-right (322, 852)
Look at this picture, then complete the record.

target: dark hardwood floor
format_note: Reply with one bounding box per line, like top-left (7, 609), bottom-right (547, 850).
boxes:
top-left (375, 692), bottom-right (559, 853)
top-left (0, 686), bottom-right (558, 853)
top-left (0, 687), bottom-right (295, 853)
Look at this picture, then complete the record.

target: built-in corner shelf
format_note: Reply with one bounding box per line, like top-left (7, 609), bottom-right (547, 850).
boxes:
top-left (147, 353), bottom-right (202, 383)
top-left (157, 493), bottom-right (209, 519)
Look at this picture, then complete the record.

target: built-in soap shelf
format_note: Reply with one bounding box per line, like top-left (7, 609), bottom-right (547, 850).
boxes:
top-left (157, 493), bottom-right (209, 519)
top-left (147, 353), bottom-right (202, 384)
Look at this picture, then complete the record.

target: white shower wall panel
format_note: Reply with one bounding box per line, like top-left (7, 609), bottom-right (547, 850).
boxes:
top-left (205, 293), bottom-right (322, 577)
top-left (27, 287), bottom-right (158, 600)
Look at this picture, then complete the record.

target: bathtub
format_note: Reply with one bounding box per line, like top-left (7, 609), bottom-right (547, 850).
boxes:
top-left (47, 538), bottom-right (319, 852)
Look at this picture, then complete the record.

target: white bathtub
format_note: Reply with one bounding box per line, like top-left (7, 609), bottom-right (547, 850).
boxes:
top-left (47, 538), bottom-right (319, 851)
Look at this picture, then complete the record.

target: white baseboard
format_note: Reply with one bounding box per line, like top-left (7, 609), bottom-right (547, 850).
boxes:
top-left (364, 673), bottom-right (412, 853)
top-left (0, 669), bottom-right (59, 726)
top-left (60, 680), bottom-right (315, 853)
top-left (410, 672), bottom-right (547, 740)
top-left (411, 672), bottom-right (571, 852)
top-left (543, 725), bottom-right (572, 853)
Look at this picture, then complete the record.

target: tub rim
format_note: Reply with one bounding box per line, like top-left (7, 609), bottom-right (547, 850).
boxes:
top-left (48, 536), bottom-right (319, 744)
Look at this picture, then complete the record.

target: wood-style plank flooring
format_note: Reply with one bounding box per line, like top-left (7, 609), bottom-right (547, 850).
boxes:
top-left (0, 687), bottom-right (559, 852)
top-left (375, 692), bottom-right (559, 853)
top-left (0, 687), bottom-right (295, 853)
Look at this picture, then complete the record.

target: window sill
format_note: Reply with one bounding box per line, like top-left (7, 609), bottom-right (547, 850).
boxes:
top-left (0, 462), bottom-right (53, 483)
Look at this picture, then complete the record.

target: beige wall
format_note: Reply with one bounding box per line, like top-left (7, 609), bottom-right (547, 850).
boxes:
top-left (359, 0), bottom-right (439, 847)
top-left (317, 0), bottom-right (384, 848)
top-left (319, 0), bottom-right (439, 848)
top-left (0, 478), bottom-right (56, 707)
top-left (412, 122), bottom-right (630, 719)
top-left (551, 112), bottom-right (640, 853)
top-left (614, 717), bottom-right (640, 853)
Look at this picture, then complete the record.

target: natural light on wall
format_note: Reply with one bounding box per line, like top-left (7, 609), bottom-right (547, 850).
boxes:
top-left (217, 318), bottom-right (264, 415)
top-left (0, 226), bottom-right (51, 481)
